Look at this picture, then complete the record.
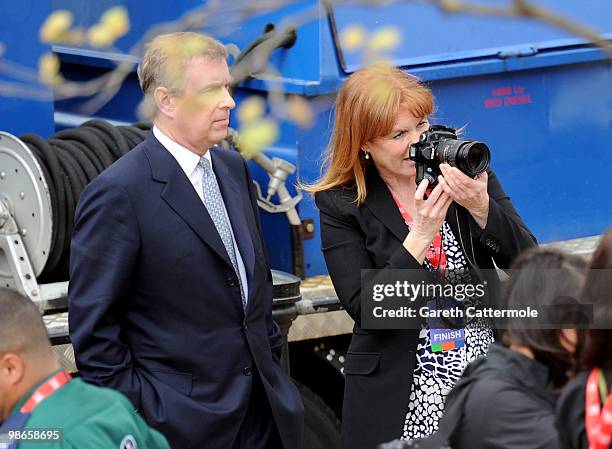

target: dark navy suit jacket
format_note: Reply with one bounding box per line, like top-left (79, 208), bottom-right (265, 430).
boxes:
top-left (68, 133), bottom-right (304, 449)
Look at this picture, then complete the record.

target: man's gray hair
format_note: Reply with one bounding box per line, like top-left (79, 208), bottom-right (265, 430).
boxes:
top-left (137, 32), bottom-right (227, 118)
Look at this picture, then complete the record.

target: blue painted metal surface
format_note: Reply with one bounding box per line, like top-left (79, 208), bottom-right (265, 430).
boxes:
top-left (331, 1), bottom-right (612, 72)
top-left (0, 0), bottom-right (610, 277)
top-left (0, 0), bottom-right (54, 137)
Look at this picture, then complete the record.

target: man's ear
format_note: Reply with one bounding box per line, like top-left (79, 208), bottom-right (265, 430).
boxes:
top-left (154, 86), bottom-right (177, 119)
top-left (0, 353), bottom-right (25, 387)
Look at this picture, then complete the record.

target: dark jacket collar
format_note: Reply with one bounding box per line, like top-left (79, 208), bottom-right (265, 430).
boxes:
top-left (142, 132), bottom-right (255, 283)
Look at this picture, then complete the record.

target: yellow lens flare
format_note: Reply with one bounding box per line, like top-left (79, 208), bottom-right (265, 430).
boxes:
top-left (238, 118), bottom-right (279, 158)
top-left (178, 88), bottom-right (224, 114)
top-left (88, 24), bottom-right (117, 48)
top-left (183, 34), bottom-right (212, 57)
top-left (287, 95), bottom-right (314, 128)
top-left (39, 53), bottom-right (63, 85)
top-left (369, 73), bottom-right (394, 108)
top-left (100, 6), bottom-right (130, 38)
top-left (164, 51), bottom-right (186, 89)
top-left (39, 10), bottom-right (73, 44)
top-left (367, 26), bottom-right (402, 54)
top-left (340, 25), bottom-right (367, 52)
top-left (88, 6), bottom-right (130, 48)
top-left (237, 96), bottom-right (266, 125)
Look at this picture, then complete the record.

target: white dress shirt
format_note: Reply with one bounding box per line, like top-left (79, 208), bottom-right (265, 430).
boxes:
top-left (153, 125), bottom-right (249, 303)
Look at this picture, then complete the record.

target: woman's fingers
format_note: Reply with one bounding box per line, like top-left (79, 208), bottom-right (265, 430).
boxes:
top-left (437, 175), bottom-right (454, 197)
top-left (439, 164), bottom-right (464, 192)
top-left (414, 178), bottom-right (429, 203)
top-left (475, 170), bottom-right (488, 185)
top-left (423, 182), bottom-right (445, 208)
top-left (430, 191), bottom-right (453, 218)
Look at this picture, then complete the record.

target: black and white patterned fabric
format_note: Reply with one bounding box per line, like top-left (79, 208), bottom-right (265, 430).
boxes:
top-left (401, 221), bottom-right (494, 440)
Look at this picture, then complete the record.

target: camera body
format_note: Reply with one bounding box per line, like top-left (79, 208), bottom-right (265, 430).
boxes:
top-left (409, 125), bottom-right (491, 187)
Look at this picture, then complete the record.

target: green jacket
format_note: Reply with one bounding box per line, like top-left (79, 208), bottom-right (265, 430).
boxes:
top-left (11, 371), bottom-right (170, 449)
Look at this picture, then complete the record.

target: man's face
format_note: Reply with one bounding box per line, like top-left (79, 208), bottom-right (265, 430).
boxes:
top-left (171, 56), bottom-right (235, 152)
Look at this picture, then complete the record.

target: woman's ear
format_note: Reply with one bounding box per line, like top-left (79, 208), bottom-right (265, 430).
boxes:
top-left (559, 328), bottom-right (578, 353)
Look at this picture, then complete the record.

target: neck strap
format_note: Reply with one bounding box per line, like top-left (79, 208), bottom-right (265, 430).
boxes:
top-left (20, 370), bottom-right (72, 414)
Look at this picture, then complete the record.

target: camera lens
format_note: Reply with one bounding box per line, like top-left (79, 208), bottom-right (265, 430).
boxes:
top-left (461, 142), bottom-right (490, 176)
top-left (445, 140), bottom-right (490, 177)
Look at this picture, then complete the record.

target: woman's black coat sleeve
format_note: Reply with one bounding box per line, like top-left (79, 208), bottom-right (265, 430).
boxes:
top-left (469, 168), bottom-right (537, 269)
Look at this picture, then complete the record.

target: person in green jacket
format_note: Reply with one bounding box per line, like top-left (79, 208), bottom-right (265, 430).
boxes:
top-left (0, 287), bottom-right (171, 449)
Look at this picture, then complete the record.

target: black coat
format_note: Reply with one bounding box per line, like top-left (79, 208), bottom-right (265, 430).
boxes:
top-left (450, 343), bottom-right (561, 449)
top-left (314, 165), bottom-right (536, 449)
top-left (69, 134), bottom-right (304, 449)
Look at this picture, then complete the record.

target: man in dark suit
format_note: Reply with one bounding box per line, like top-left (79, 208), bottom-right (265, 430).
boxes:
top-left (68, 32), bottom-right (304, 449)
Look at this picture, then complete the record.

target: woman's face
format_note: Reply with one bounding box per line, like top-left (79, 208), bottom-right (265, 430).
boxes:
top-left (364, 109), bottom-right (429, 183)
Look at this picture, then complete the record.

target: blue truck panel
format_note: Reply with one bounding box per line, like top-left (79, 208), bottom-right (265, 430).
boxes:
top-left (331, 1), bottom-right (612, 72)
top-left (1, 1), bottom-right (610, 278)
top-left (1, 0), bottom-right (55, 137)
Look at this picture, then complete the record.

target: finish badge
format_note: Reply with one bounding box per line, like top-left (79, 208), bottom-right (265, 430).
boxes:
top-left (427, 298), bottom-right (465, 352)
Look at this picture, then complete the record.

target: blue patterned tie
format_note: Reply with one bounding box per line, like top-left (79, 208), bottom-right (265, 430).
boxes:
top-left (199, 156), bottom-right (247, 309)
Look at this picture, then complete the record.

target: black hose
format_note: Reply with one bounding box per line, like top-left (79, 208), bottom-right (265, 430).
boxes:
top-left (20, 121), bottom-right (152, 281)
top-left (82, 120), bottom-right (130, 157)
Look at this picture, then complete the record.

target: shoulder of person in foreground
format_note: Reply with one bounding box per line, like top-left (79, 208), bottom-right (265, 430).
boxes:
top-left (28, 379), bottom-right (170, 449)
top-left (454, 360), bottom-right (560, 449)
top-left (556, 371), bottom-right (589, 449)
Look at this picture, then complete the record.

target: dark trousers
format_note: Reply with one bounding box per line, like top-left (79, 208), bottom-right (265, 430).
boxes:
top-left (232, 372), bottom-right (284, 449)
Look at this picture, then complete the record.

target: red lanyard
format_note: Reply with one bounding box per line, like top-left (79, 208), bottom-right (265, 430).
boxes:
top-left (586, 368), bottom-right (612, 449)
top-left (389, 189), bottom-right (447, 272)
top-left (20, 370), bottom-right (72, 414)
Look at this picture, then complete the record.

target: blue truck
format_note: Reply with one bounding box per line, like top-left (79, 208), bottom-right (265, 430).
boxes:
top-left (0, 1), bottom-right (610, 447)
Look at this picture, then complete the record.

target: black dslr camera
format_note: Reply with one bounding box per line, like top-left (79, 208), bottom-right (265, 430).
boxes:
top-left (409, 125), bottom-right (490, 187)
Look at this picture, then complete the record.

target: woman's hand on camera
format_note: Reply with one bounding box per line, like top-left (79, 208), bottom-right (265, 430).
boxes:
top-left (438, 163), bottom-right (489, 229)
top-left (403, 179), bottom-right (452, 264)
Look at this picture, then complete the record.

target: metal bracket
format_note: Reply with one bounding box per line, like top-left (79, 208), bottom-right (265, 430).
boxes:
top-left (254, 180), bottom-right (303, 217)
top-left (249, 151), bottom-right (303, 226)
top-left (497, 46), bottom-right (538, 59)
top-left (0, 230), bottom-right (41, 302)
top-left (0, 198), bottom-right (68, 306)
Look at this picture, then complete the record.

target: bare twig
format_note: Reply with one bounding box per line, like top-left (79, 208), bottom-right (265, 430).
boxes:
top-left (433, 0), bottom-right (612, 57)
top-left (0, 0), bottom-right (610, 110)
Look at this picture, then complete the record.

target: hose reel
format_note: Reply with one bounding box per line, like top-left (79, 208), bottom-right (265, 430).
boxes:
top-left (0, 132), bottom-right (53, 298)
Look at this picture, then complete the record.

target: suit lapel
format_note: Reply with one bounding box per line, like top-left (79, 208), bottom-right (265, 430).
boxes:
top-left (364, 165), bottom-right (409, 242)
top-left (143, 133), bottom-right (233, 269)
top-left (210, 149), bottom-right (256, 284)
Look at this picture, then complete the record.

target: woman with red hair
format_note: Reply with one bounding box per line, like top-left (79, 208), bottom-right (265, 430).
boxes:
top-left (306, 63), bottom-right (536, 449)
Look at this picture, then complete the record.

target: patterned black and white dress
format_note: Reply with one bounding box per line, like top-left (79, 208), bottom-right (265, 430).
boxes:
top-left (401, 221), bottom-right (494, 440)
